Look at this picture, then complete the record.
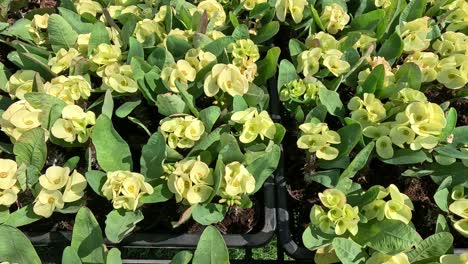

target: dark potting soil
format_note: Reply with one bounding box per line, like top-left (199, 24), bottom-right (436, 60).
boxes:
top-left (426, 87), bottom-right (468, 126)
top-left (279, 102), bottom-right (468, 251)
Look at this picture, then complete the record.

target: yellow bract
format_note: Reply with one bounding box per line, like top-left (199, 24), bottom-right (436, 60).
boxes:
top-left (5, 70), bottom-right (39, 99)
top-left (102, 64), bottom-right (138, 93)
top-left (0, 159), bottom-right (19, 207)
top-left (1, 100), bottom-right (42, 142)
top-left (204, 64), bottom-right (249, 97)
top-left (102, 171), bottom-right (154, 211)
top-left (231, 107), bottom-right (276, 144)
top-left (44, 75), bottom-right (93, 104)
top-left (34, 166), bottom-right (87, 218)
top-left (197, 0), bottom-right (226, 27)
top-left (167, 158), bottom-right (213, 204)
top-left (275, 0), bottom-right (307, 23)
top-left (229, 39), bottom-right (260, 82)
top-left (28, 14), bottom-right (49, 45)
top-left (134, 19), bottom-right (163, 44)
top-left (75, 0), bottom-right (102, 17)
top-left (363, 184), bottom-right (414, 224)
top-left (160, 115), bottom-right (205, 149)
top-left (223, 161), bottom-right (255, 197)
top-left (440, 253), bottom-right (468, 264)
top-left (320, 4), bottom-right (350, 34)
top-left (405, 52), bottom-right (439, 83)
top-left (399, 17), bottom-right (431, 53)
top-left (185, 48), bottom-right (217, 72)
top-left (161, 60), bottom-right (197, 92)
top-left (90, 43), bottom-right (122, 67)
top-left (48, 48), bottom-right (81, 74)
top-left (76, 33), bottom-right (91, 54)
top-left (405, 101), bottom-right (446, 137)
top-left (297, 119), bottom-right (340, 160)
top-left (51, 104), bottom-right (95, 143)
top-left (242, 0), bottom-right (267, 10)
top-left (366, 252), bottom-right (410, 264)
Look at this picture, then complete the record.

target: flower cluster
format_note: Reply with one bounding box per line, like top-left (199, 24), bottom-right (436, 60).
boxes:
top-left (34, 166), bottom-right (87, 218)
top-left (101, 171), bottom-right (154, 211)
top-left (310, 189), bottom-right (360, 235)
top-left (320, 3), bottom-right (350, 34)
top-left (363, 184), bottom-right (414, 224)
top-left (167, 158), bottom-right (214, 205)
top-left (228, 39), bottom-right (260, 82)
top-left (275, 0), bottom-right (308, 23)
top-left (160, 115), bottom-right (205, 149)
top-left (231, 107), bottom-right (276, 144)
top-left (298, 32), bottom-right (350, 77)
top-left (0, 159), bottom-right (20, 207)
top-left (1, 100), bottom-right (42, 142)
top-left (51, 105), bottom-right (96, 143)
top-left (398, 17), bottom-right (432, 53)
top-left (297, 118), bottom-right (341, 160)
top-left (4, 70), bottom-right (39, 99)
top-left (219, 162), bottom-right (255, 206)
top-left (43, 76), bottom-right (93, 105)
top-left (348, 90), bottom-right (446, 159)
top-left (279, 78), bottom-right (325, 104)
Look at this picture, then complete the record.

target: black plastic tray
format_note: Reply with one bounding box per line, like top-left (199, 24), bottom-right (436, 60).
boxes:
top-left (25, 178), bottom-right (276, 248)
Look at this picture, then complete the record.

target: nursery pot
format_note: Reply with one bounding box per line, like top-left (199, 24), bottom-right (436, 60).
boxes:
top-left (24, 178), bottom-right (276, 249)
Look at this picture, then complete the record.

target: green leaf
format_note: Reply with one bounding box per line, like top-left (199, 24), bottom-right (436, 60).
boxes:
top-left (47, 14), bottom-right (78, 52)
top-left (382, 149), bottom-right (430, 165)
top-left (332, 237), bottom-right (367, 264)
top-left (249, 3), bottom-right (270, 18)
top-left (348, 9), bottom-right (385, 31)
top-left (105, 209), bottom-right (144, 243)
top-left (85, 170), bottom-right (107, 197)
top-left (353, 219), bottom-right (422, 254)
top-left (233, 96), bottom-right (248, 112)
top-left (399, 0), bottom-right (427, 24)
top-left (1, 18), bottom-right (33, 42)
top-left (247, 143), bottom-right (281, 193)
top-left (25, 92), bottom-right (66, 129)
top-left (62, 246), bottom-right (82, 264)
top-left (435, 214), bottom-right (450, 233)
top-left (407, 232), bottom-right (453, 263)
top-left (140, 132), bottom-right (166, 180)
top-left (175, 80), bottom-right (199, 117)
top-left (202, 36), bottom-right (235, 56)
top-left (3, 204), bottom-right (41, 227)
top-left (87, 22), bottom-right (110, 56)
top-left (452, 126), bottom-right (468, 145)
top-left (192, 204), bottom-right (227, 225)
top-left (335, 124), bottom-right (362, 158)
top-left (207, 157), bottom-right (225, 204)
top-left (377, 32), bottom-right (403, 61)
top-left (255, 47), bottom-right (281, 84)
top-left (156, 94), bottom-right (188, 116)
top-left (71, 207), bottom-right (105, 264)
top-left (91, 115), bottom-right (133, 172)
top-left (318, 88), bottom-right (345, 118)
top-left (251, 21), bottom-right (279, 43)
top-left (58, 7), bottom-right (93, 34)
top-left (231, 24), bottom-right (249, 40)
top-left (357, 64), bottom-right (385, 97)
top-left (166, 36), bottom-right (192, 58)
top-left (219, 133), bottom-right (244, 164)
top-left (433, 176), bottom-right (451, 212)
top-left (199, 106), bottom-right (221, 133)
top-left (340, 142), bottom-right (375, 180)
top-left (127, 37), bottom-right (144, 64)
top-left (106, 248), bottom-right (122, 264)
top-left (440, 107), bottom-right (457, 140)
top-left (302, 225), bottom-right (334, 250)
top-left (0, 225), bottom-right (41, 264)
top-left (192, 226), bottom-right (229, 264)
top-left (277, 59), bottom-right (298, 91)
top-left (13, 128), bottom-right (47, 170)
top-left (102, 89), bottom-right (114, 119)
top-left (116, 100), bottom-right (141, 118)
top-left (395, 62), bottom-right (422, 90)
top-left (140, 184), bottom-right (173, 204)
top-left (170, 251), bottom-right (193, 264)
top-left (18, 52), bottom-right (56, 80)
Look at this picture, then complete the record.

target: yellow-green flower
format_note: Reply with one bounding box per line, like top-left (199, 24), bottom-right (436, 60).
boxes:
top-left (231, 107), bottom-right (276, 144)
top-left (275, 0), bottom-right (308, 23)
top-left (44, 75), bottom-right (93, 104)
top-left (197, 0), bottom-right (226, 27)
top-left (51, 104), bottom-right (95, 143)
top-left (0, 159), bottom-right (17, 190)
top-left (134, 19), bottom-right (163, 44)
top-left (223, 161), bottom-right (255, 197)
top-left (161, 115), bottom-right (205, 149)
top-left (242, 0), bottom-right (267, 10)
top-left (161, 60), bottom-right (197, 93)
top-left (366, 252), bottom-right (410, 264)
top-left (320, 3), bottom-right (350, 34)
top-left (102, 64), bottom-right (138, 93)
top-left (28, 14), bottom-right (49, 45)
top-left (204, 64), bottom-right (249, 97)
top-left (440, 253), bottom-right (468, 264)
top-left (102, 171), bottom-right (154, 211)
top-left (75, 0), bottom-right (102, 17)
top-left (318, 189), bottom-right (346, 209)
top-left (297, 48), bottom-right (321, 77)
top-left (62, 170), bottom-right (87, 203)
top-left (185, 48), bottom-right (217, 72)
top-left (322, 52), bottom-right (350, 76)
top-left (5, 70), bottom-right (39, 99)
top-left (398, 17), bottom-right (431, 53)
top-left (405, 101), bottom-right (446, 137)
top-left (90, 44), bottom-right (121, 67)
top-left (1, 100), bottom-right (42, 142)
top-left (33, 189), bottom-right (64, 218)
top-left (48, 48), bottom-right (81, 74)
top-left (297, 119), bottom-right (340, 160)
